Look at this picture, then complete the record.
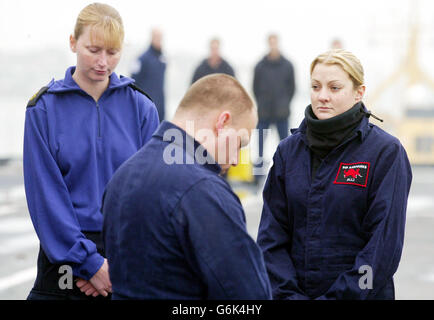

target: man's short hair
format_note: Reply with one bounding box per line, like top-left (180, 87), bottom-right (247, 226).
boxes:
top-left (178, 74), bottom-right (254, 118)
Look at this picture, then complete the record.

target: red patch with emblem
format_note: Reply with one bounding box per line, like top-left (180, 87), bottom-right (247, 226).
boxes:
top-left (333, 162), bottom-right (370, 187)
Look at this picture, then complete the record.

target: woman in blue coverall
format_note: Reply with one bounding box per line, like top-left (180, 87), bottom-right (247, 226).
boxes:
top-left (23, 3), bottom-right (159, 300)
top-left (257, 49), bottom-right (412, 300)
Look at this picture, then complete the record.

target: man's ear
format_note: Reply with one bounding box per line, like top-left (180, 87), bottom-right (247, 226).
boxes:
top-left (215, 111), bottom-right (231, 133)
top-left (70, 34), bottom-right (77, 53)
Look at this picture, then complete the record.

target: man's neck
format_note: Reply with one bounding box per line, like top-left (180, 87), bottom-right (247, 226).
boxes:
top-left (150, 44), bottom-right (162, 54)
top-left (267, 51), bottom-right (281, 61)
top-left (171, 114), bottom-right (218, 157)
top-left (208, 56), bottom-right (222, 69)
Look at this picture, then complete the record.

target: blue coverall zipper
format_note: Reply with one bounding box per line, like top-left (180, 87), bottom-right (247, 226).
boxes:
top-left (96, 101), bottom-right (101, 138)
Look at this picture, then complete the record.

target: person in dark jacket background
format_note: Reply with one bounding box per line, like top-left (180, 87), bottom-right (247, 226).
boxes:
top-left (253, 33), bottom-right (295, 171)
top-left (102, 74), bottom-right (271, 300)
top-left (257, 49), bottom-right (412, 300)
top-left (191, 37), bottom-right (235, 84)
top-left (131, 28), bottom-right (166, 121)
top-left (23, 3), bottom-right (159, 300)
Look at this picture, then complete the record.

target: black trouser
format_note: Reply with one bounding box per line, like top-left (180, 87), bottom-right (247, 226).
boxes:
top-left (27, 231), bottom-right (110, 300)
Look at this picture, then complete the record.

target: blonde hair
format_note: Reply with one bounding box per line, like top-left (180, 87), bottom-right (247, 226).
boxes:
top-left (74, 3), bottom-right (124, 50)
top-left (177, 74), bottom-right (254, 119)
top-left (310, 49), bottom-right (364, 88)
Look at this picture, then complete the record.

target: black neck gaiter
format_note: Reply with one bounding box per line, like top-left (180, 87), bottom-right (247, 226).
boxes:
top-left (305, 102), bottom-right (365, 159)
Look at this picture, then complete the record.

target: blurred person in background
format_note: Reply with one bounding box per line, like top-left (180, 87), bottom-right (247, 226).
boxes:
top-left (102, 74), bottom-right (271, 299)
top-left (331, 38), bottom-right (344, 49)
top-left (23, 3), bottom-right (159, 300)
top-left (131, 28), bottom-right (167, 122)
top-left (253, 33), bottom-right (295, 176)
top-left (257, 49), bottom-right (412, 300)
top-left (191, 38), bottom-right (235, 84)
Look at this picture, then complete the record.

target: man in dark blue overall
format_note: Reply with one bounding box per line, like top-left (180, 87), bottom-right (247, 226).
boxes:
top-left (131, 28), bottom-right (166, 122)
top-left (191, 38), bottom-right (235, 84)
top-left (102, 74), bottom-right (272, 299)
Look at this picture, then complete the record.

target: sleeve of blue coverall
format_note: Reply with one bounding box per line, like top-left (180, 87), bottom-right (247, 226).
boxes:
top-left (316, 142), bottom-right (412, 300)
top-left (131, 55), bottom-right (146, 83)
top-left (172, 179), bottom-right (272, 300)
top-left (191, 66), bottom-right (201, 85)
top-left (139, 95), bottom-right (160, 146)
top-left (228, 64), bottom-right (236, 78)
top-left (253, 64), bottom-right (260, 100)
top-left (257, 146), bottom-right (310, 300)
top-left (286, 62), bottom-right (295, 103)
top-left (23, 105), bottom-right (104, 280)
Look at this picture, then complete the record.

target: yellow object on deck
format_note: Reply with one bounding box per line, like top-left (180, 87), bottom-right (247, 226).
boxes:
top-left (227, 147), bottom-right (254, 183)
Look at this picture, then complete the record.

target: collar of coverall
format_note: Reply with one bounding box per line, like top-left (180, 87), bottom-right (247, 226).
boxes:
top-left (153, 120), bottom-right (223, 175)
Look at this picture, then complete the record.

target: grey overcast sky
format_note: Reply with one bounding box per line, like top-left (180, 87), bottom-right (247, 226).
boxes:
top-left (1, 0), bottom-right (434, 99)
top-left (1, 0), bottom-right (429, 55)
top-left (2, 0), bottom-right (433, 82)
top-left (1, 0), bottom-right (434, 157)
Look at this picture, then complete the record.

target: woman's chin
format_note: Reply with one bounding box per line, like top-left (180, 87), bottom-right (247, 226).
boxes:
top-left (314, 110), bottom-right (335, 120)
